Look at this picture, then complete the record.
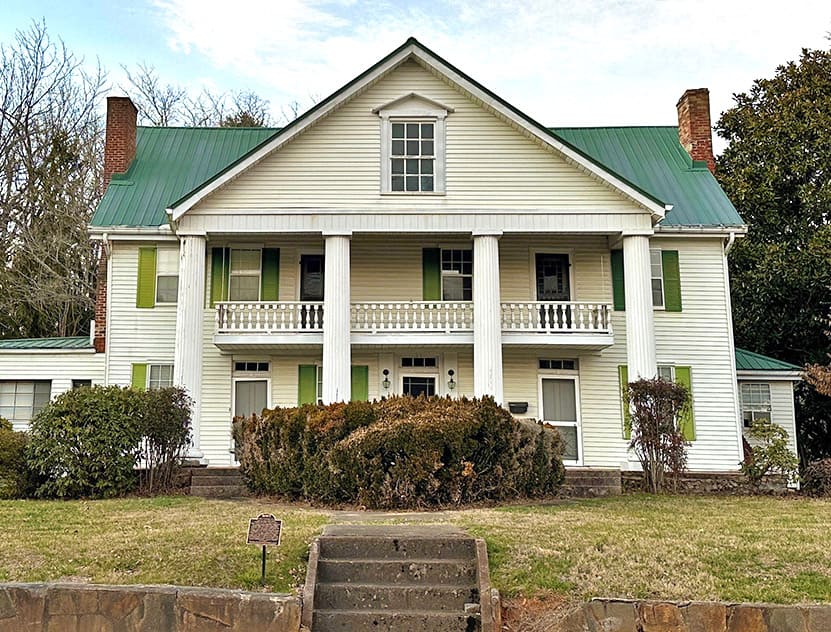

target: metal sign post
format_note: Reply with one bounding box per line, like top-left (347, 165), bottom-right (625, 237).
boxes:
top-left (247, 514), bottom-right (282, 586)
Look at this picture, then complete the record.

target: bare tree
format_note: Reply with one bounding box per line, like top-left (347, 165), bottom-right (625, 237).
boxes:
top-left (0, 20), bottom-right (105, 339)
top-left (121, 63), bottom-right (186, 126)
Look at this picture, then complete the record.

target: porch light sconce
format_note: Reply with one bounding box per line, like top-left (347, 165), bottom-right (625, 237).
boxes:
top-left (447, 369), bottom-right (456, 391)
top-left (382, 369), bottom-right (391, 391)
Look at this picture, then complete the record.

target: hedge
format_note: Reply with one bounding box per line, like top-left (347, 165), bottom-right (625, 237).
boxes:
top-left (232, 396), bottom-right (564, 509)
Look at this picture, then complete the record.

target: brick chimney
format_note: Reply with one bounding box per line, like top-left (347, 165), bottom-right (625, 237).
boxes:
top-left (676, 88), bottom-right (715, 173)
top-left (94, 96), bottom-right (137, 353)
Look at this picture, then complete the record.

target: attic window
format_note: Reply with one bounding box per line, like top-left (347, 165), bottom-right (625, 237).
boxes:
top-left (375, 93), bottom-right (450, 194)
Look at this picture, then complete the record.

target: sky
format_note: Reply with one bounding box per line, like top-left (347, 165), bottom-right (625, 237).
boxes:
top-left (3, 0), bottom-right (831, 154)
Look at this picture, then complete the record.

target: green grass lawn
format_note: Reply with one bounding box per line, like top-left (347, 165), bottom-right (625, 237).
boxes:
top-left (1, 495), bottom-right (830, 603)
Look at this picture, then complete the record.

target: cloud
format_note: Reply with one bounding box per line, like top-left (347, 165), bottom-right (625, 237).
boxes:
top-left (150, 0), bottom-right (831, 146)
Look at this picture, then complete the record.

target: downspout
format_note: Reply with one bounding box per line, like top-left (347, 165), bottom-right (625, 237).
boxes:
top-left (724, 230), bottom-right (736, 255)
top-left (102, 232), bottom-right (111, 387)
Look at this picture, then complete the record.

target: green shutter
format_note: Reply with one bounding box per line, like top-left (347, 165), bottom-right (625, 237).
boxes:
top-left (675, 366), bottom-right (695, 440)
top-left (210, 247), bottom-right (230, 307)
top-left (136, 247), bottom-right (157, 308)
top-left (261, 248), bottom-right (280, 301)
top-left (131, 363), bottom-right (147, 390)
top-left (611, 249), bottom-right (625, 311)
top-left (662, 250), bottom-right (682, 312)
top-left (298, 365), bottom-right (317, 406)
top-left (351, 365), bottom-right (369, 402)
top-left (422, 248), bottom-right (441, 301)
top-left (619, 365), bottom-right (631, 439)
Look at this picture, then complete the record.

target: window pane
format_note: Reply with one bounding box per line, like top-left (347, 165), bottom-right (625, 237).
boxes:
top-left (657, 366), bottom-right (674, 381)
top-left (652, 279), bottom-right (664, 306)
top-left (391, 175), bottom-right (404, 191)
top-left (391, 159), bottom-right (404, 174)
top-left (156, 275), bottom-right (179, 303)
top-left (406, 140), bottom-right (419, 155)
top-left (442, 275), bottom-right (465, 301)
top-left (421, 176), bottom-right (434, 192)
top-left (555, 425), bottom-right (579, 461)
top-left (542, 378), bottom-right (577, 422)
top-left (421, 140), bottom-right (434, 156)
top-left (406, 176), bottom-right (419, 191)
top-left (421, 123), bottom-right (434, 139)
top-left (230, 275), bottom-right (260, 301)
top-left (406, 159), bottom-right (419, 174)
top-left (420, 159), bottom-right (433, 175)
top-left (232, 249), bottom-right (260, 273)
top-left (406, 123), bottom-right (419, 137)
top-left (392, 140), bottom-right (405, 156)
top-left (156, 248), bottom-right (179, 274)
top-left (392, 123), bottom-right (404, 138)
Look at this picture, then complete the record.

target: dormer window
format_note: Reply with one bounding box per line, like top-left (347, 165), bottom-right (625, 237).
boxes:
top-left (375, 93), bottom-right (452, 194)
top-left (391, 122), bottom-right (435, 192)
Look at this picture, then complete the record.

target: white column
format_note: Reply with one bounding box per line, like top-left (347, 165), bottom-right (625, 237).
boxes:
top-left (174, 234), bottom-right (207, 459)
top-left (473, 232), bottom-right (504, 403)
top-left (322, 233), bottom-right (351, 403)
top-left (622, 234), bottom-right (657, 379)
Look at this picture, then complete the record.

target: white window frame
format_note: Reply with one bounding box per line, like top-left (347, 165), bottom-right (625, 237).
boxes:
top-left (147, 364), bottom-right (174, 390)
top-left (650, 249), bottom-right (665, 309)
top-left (440, 248), bottom-right (473, 301)
top-left (537, 371), bottom-right (582, 467)
top-left (740, 383), bottom-right (772, 429)
top-left (228, 248), bottom-right (262, 302)
top-left (155, 247), bottom-right (179, 304)
top-left (0, 380), bottom-right (52, 429)
top-left (377, 96), bottom-right (448, 195)
top-left (400, 373), bottom-right (439, 398)
top-left (657, 365), bottom-right (675, 382)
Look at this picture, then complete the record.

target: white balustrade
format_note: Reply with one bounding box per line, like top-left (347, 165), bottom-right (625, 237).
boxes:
top-left (350, 301), bottom-right (473, 332)
top-left (500, 302), bottom-right (612, 333)
top-left (215, 302), bottom-right (324, 332)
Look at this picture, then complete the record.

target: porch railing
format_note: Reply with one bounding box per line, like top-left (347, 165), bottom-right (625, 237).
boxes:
top-left (501, 302), bottom-right (612, 333)
top-left (351, 301), bottom-right (473, 332)
top-left (216, 301), bottom-right (324, 332)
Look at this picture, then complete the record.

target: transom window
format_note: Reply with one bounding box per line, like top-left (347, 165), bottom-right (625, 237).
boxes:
top-left (441, 249), bottom-right (472, 301)
top-left (234, 361), bottom-right (270, 373)
top-left (148, 364), bottom-right (173, 390)
top-left (539, 359), bottom-right (577, 371)
top-left (740, 383), bottom-right (772, 428)
top-left (650, 249), bottom-right (665, 307)
top-left (401, 357), bottom-right (437, 368)
top-left (229, 249), bottom-right (261, 301)
top-left (391, 122), bottom-right (435, 192)
top-left (155, 248), bottom-right (179, 304)
top-left (0, 380), bottom-right (51, 427)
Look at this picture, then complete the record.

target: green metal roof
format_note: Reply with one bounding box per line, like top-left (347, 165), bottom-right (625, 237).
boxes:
top-left (0, 336), bottom-right (92, 350)
top-left (553, 126), bottom-right (744, 227)
top-left (91, 126), bottom-right (279, 228)
top-left (735, 348), bottom-right (801, 372)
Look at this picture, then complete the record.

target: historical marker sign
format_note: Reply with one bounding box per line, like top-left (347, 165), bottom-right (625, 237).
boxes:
top-left (247, 514), bottom-right (282, 546)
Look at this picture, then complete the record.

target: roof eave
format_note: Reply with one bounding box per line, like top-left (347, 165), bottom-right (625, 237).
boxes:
top-left (736, 370), bottom-right (802, 381)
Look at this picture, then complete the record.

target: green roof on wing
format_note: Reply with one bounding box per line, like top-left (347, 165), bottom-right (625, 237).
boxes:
top-left (0, 336), bottom-right (92, 350)
top-left (734, 348), bottom-right (801, 372)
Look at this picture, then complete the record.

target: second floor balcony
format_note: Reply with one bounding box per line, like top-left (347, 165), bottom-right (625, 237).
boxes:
top-left (214, 300), bottom-right (613, 349)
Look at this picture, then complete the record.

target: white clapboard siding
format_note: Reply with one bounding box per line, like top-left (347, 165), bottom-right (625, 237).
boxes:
top-left (105, 243), bottom-right (178, 387)
top-left (737, 379), bottom-right (799, 455)
top-left (0, 351), bottom-right (104, 431)
top-left (191, 60), bottom-right (644, 214)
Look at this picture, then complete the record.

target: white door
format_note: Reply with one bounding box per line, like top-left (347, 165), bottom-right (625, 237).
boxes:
top-left (540, 377), bottom-right (581, 464)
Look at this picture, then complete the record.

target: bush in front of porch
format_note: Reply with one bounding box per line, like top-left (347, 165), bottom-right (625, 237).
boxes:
top-left (232, 396), bottom-right (564, 509)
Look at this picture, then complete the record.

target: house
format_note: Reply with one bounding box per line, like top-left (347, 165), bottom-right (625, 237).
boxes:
top-left (0, 38), bottom-right (801, 471)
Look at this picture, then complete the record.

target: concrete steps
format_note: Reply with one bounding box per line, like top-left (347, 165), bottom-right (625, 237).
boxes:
top-left (303, 525), bottom-right (499, 632)
top-left (188, 467), bottom-right (248, 498)
top-left (562, 467), bottom-right (622, 497)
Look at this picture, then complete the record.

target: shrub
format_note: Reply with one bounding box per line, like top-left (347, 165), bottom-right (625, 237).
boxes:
top-left (137, 387), bottom-right (192, 494)
top-left (627, 378), bottom-right (690, 494)
top-left (0, 418), bottom-right (31, 498)
top-left (740, 418), bottom-right (799, 488)
top-left (233, 396), bottom-right (564, 509)
top-left (802, 458), bottom-right (831, 497)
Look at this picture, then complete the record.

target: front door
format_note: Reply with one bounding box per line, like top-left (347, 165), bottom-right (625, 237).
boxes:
top-left (300, 254), bottom-right (324, 328)
top-left (535, 254), bottom-right (571, 329)
top-left (232, 379), bottom-right (268, 461)
top-left (540, 377), bottom-right (580, 463)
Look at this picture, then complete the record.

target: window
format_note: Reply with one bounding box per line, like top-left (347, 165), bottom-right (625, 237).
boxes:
top-left (234, 361), bottom-right (270, 373)
top-left (541, 377), bottom-right (580, 463)
top-left (72, 379), bottom-right (92, 389)
top-left (229, 249), bottom-right (261, 301)
top-left (539, 359), bottom-right (577, 371)
top-left (148, 364), bottom-right (173, 390)
top-left (401, 357), bottom-right (437, 368)
top-left (402, 376), bottom-right (436, 397)
top-left (441, 249), bottom-right (472, 300)
top-left (390, 122), bottom-right (435, 192)
top-left (657, 365), bottom-right (674, 382)
top-left (0, 380), bottom-right (51, 427)
top-left (740, 383), bottom-right (772, 428)
top-left (650, 249), bottom-right (664, 307)
top-left (155, 248), bottom-right (179, 303)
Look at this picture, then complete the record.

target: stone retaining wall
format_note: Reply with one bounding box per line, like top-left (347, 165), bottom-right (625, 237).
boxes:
top-left (0, 583), bottom-right (301, 632)
top-left (558, 598), bottom-right (831, 631)
top-left (621, 471), bottom-right (789, 494)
